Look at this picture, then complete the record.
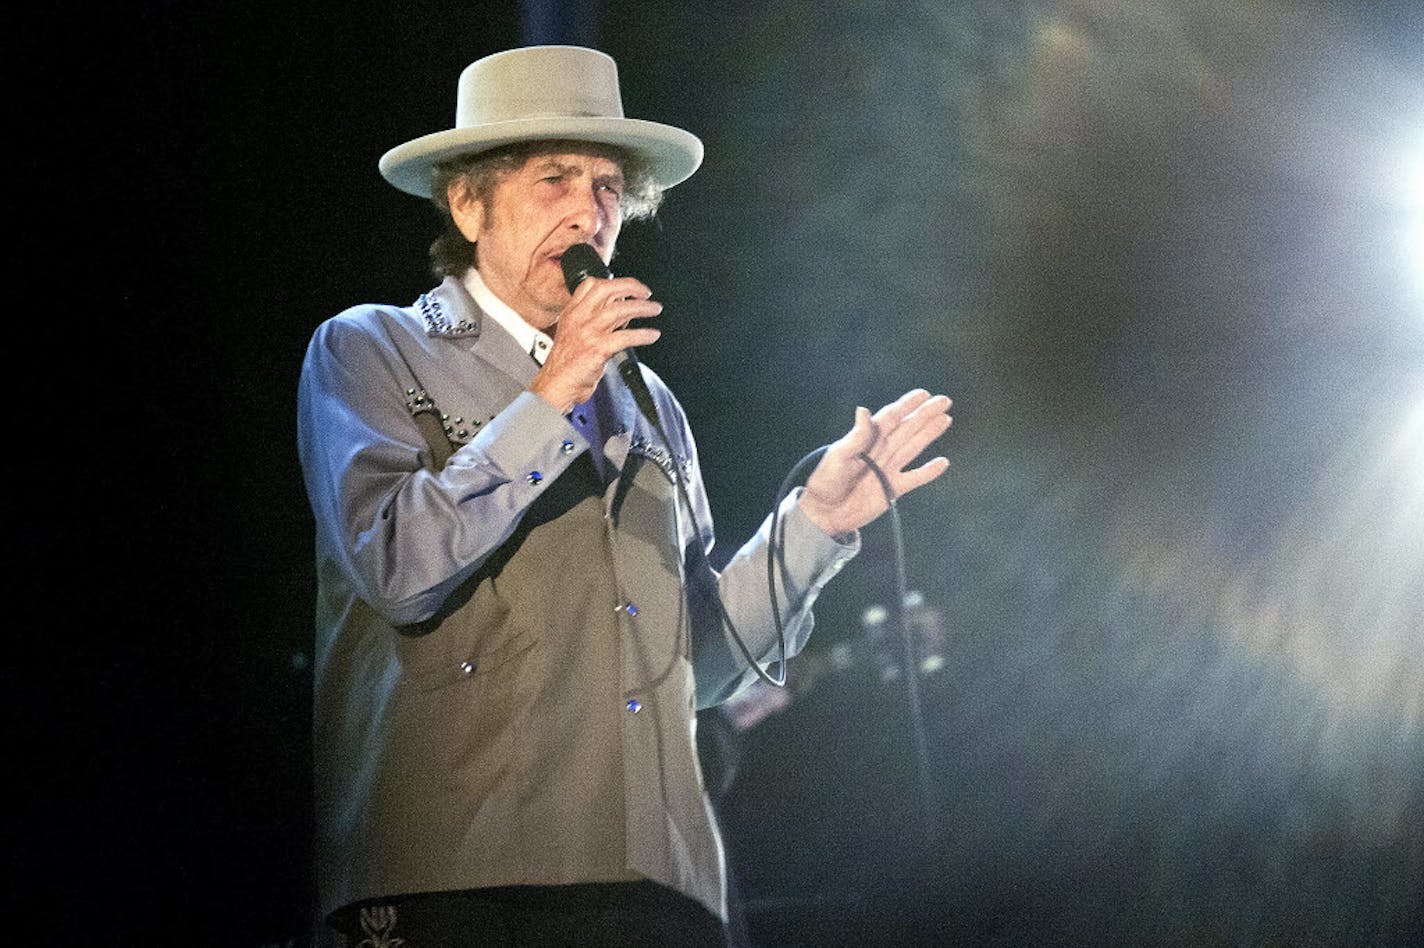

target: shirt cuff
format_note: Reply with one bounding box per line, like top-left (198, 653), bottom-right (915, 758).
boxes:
top-left (774, 487), bottom-right (860, 586)
top-left (444, 390), bottom-right (589, 487)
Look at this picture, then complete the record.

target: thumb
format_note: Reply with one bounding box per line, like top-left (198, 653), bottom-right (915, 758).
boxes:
top-left (840, 406), bottom-right (877, 455)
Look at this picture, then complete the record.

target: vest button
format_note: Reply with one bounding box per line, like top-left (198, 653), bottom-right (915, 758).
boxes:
top-left (561, 440), bottom-right (576, 455)
top-left (626, 699), bottom-right (642, 714)
top-left (526, 470), bottom-right (544, 485)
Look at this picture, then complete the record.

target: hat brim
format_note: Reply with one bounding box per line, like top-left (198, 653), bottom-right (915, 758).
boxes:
top-left (379, 116), bottom-right (704, 199)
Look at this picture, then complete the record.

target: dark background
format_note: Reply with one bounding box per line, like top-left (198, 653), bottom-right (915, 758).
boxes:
top-left (21, 0), bottom-right (1423, 944)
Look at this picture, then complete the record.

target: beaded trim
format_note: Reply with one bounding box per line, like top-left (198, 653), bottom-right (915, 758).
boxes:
top-left (629, 435), bottom-right (694, 482)
top-left (404, 387), bottom-right (493, 445)
top-left (417, 292), bottom-right (480, 338)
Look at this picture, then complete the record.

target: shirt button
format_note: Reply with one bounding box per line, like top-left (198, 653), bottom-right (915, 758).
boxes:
top-left (526, 471), bottom-right (543, 485)
top-left (626, 699), bottom-right (642, 714)
top-left (460, 660), bottom-right (477, 675)
top-left (561, 440), bottom-right (575, 455)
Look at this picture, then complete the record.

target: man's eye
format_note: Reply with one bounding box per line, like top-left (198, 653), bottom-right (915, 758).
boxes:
top-left (541, 175), bottom-right (563, 184)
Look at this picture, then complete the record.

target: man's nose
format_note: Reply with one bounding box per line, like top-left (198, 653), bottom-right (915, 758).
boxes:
top-left (564, 185), bottom-right (604, 235)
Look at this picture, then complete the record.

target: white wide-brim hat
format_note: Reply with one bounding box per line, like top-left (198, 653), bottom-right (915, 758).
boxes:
top-left (379, 45), bottom-right (704, 199)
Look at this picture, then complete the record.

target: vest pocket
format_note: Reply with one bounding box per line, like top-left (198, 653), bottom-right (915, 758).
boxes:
top-left (411, 629), bottom-right (541, 694)
top-left (382, 629), bottom-right (541, 808)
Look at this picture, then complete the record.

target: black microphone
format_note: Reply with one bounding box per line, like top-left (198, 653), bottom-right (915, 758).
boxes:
top-left (560, 243), bottom-right (663, 427)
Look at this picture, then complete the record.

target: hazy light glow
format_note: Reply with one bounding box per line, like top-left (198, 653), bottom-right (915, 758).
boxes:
top-left (695, 0), bottom-right (1424, 940)
top-left (1403, 139), bottom-right (1424, 300)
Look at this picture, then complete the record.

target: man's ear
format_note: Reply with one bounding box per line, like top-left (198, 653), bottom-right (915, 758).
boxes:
top-left (448, 179), bottom-right (484, 242)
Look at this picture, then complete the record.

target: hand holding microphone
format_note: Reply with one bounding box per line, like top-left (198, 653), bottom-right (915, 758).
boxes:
top-left (528, 244), bottom-right (663, 423)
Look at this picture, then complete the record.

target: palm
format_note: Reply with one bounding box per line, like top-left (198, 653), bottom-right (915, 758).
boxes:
top-left (799, 389), bottom-right (953, 538)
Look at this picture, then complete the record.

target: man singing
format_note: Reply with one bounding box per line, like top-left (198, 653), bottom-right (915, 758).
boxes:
top-left (297, 45), bottom-right (952, 946)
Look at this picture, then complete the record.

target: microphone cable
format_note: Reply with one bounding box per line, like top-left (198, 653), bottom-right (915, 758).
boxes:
top-left (762, 442), bottom-right (938, 847)
top-left (661, 422), bottom-right (911, 696)
top-left (558, 245), bottom-right (913, 693)
top-left (615, 335), bottom-right (935, 839)
top-left (614, 338), bottom-right (939, 843)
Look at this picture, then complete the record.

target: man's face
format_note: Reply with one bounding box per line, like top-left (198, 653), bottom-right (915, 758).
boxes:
top-left (452, 149), bottom-right (625, 330)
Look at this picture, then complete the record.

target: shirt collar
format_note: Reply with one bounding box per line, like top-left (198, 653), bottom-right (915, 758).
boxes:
top-left (461, 268), bottom-right (554, 365)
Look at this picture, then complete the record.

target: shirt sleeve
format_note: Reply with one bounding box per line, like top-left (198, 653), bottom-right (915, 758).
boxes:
top-left (296, 311), bottom-right (590, 626)
top-left (695, 489), bottom-right (860, 708)
top-left (648, 382), bottom-right (859, 708)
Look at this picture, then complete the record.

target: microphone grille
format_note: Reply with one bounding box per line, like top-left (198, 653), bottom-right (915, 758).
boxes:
top-left (560, 244), bottom-right (612, 294)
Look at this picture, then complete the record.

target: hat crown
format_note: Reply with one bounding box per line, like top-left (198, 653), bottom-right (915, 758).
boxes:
top-left (379, 45), bottom-right (701, 198)
top-left (456, 46), bottom-right (625, 127)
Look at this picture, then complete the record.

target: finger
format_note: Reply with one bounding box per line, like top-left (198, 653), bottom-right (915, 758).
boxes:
top-left (608, 327), bottom-right (663, 350)
top-left (601, 298), bottom-right (664, 330)
top-left (877, 392), bottom-right (950, 440)
top-left (885, 392), bottom-right (950, 430)
top-left (817, 407), bottom-right (876, 481)
top-left (890, 455), bottom-right (951, 495)
top-left (869, 393), bottom-right (948, 464)
top-left (910, 392), bottom-right (952, 418)
top-left (881, 405), bottom-right (953, 471)
top-left (603, 276), bottom-right (653, 299)
top-left (871, 388), bottom-right (932, 428)
top-left (574, 275), bottom-right (652, 303)
top-left (836, 405), bottom-right (877, 457)
top-left (870, 388), bottom-right (930, 423)
top-left (566, 278), bottom-right (655, 330)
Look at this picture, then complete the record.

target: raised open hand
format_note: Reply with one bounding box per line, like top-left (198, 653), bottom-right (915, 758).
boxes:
top-left (798, 389), bottom-right (953, 538)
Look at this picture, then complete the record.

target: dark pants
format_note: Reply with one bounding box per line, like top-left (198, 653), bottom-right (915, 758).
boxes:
top-left (332, 881), bottom-right (727, 947)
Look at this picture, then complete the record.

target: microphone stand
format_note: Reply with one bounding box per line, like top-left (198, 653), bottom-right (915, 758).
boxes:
top-left (861, 458), bottom-right (939, 854)
top-left (890, 583), bottom-right (938, 853)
